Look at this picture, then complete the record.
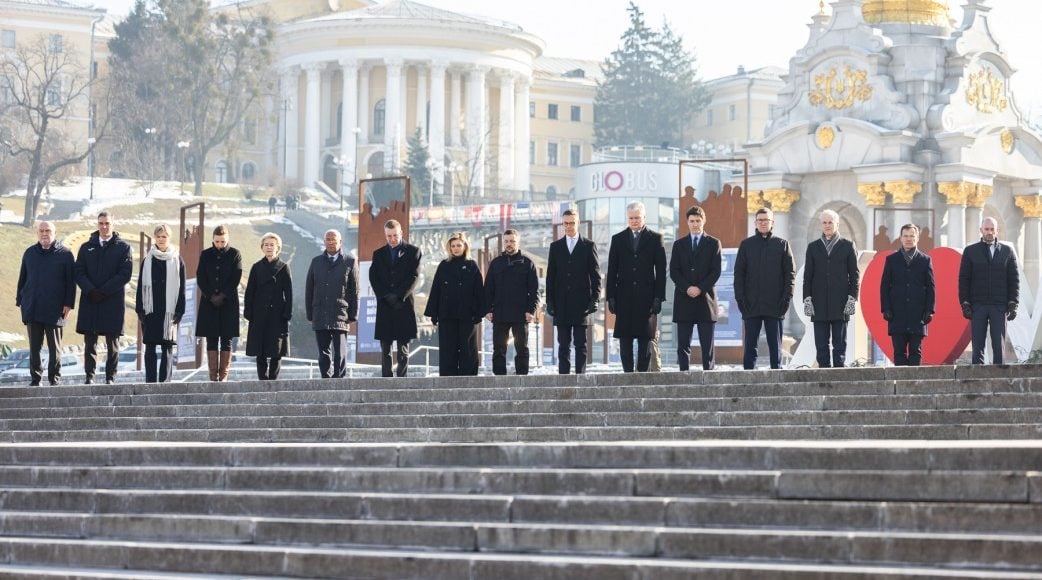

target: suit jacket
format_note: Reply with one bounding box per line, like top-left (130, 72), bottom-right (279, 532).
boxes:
top-left (958, 240), bottom-right (1019, 307)
top-left (546, 235), bottom-right (601, 327)
top-left (670, 233), bottom-right (722, 323)
top-left (606, 227), bottom-right (667, 338)
top-left (369, 243), bottom-right (421, 341)
top-left (881, 250), bottom-right (935, 337)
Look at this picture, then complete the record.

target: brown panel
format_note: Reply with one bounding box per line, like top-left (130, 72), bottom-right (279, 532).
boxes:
top-left (358, 177), bottom-right (410, 365)
top-left (178, 203), bottom-right (205, 370)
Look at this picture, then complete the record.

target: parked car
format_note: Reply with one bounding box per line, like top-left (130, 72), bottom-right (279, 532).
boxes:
top-left (0, 353), bottom-right (84, 380)
top-left (0, 349), bottom-right (30, 373)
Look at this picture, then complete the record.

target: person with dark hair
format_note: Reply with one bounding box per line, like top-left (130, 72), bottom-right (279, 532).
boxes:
top-left (136, 224), bottom-right (186, 383)
top-left (17, 221), bottom-right (75, 386)
top-left (244, 233), bottom-right (292, 380)
top-left (959, 217), bottom-right (1020, 364)
top-left (75, 212), bottom-right (133, 384)
top-left (546, 209), bottom-right (600, 374)
top-left (195, 225), bottom-right (243, 381)
top-left (670, 205), bottom-right (721, 371)
top-left (734, 207), bottom-right (795, 370)
top-left (370, 219), bottom-right (422, 378)
top-left (485, 229), bottom-right (538, 375)
top-left (881, 224), bottom-right (935, 366)
top-left (425, 232), bottom-right (485, 376)
top-left (802, 209), bottom-right (860, 368)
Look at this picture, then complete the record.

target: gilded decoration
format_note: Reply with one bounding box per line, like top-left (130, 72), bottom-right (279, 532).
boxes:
top-left (937, 181), bottom-right (979, 206)
top-left (885, 180), bottom-right (922, 205)
top-left (761, 189), bottom-right (801, 213)
top-left (967, 185), bottom-right (993, 209)
top-left (816, 126), bottom-right (835, 149)
top-left (746, 190), bottom-right (767, 215)
top-left (1015, 195), bottom-right (1042, 219)
top-left (1000, 129), bottom-right (1016, 154)
top-left (857, 182), bottom-right (886, 207)
top-left (862, 0), bottom-right (950, 27)
top-left (966, 68), bottom-right (1009, 114)
top-left (809, 66), bottom-right (873, 110)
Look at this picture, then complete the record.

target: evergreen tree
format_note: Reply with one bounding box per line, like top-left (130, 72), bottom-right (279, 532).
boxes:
top-left (402, 128), bottom-right (432, 205)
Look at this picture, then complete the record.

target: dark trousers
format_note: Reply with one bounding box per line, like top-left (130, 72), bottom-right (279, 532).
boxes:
top-left (891, 334), bottom-right (924, 366)
top-left (813, 320), bottom-right (848, 368)
top-left (144, 343), bottom-right (174, 383)
top-left (556, 324), bottom-right (588, 374)
top-left (971, 304), bottom-right (1007, 364)
top-left (27, 322), bottom-right (62, 385)
top-left (743, 316), bottom-right (783, 370)
top-left (380, 339), bottom-right (410, 378)
top-left (438, 319), bottom-right (477, 376)
top-left (675, 321), bottom-right (716, 371)
top-left (618, 336), bottom-right (651, 373)
top-left (315, 330), bottom-right (348, 378)
top-left (205, 336), bottom-right (233, 352)
top-left (83, 333), bottom-right (120, 382)
top-left (256, 356), bottom-right (282, 380)
top-left (492, 321), bottom-right (529, 375)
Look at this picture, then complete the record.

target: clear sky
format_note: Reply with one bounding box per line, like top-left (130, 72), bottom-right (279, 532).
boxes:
top-left (86, 0), bottom-right (1042, 116)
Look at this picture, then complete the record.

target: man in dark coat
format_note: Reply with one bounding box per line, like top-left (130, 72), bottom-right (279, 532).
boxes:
top-left (195, 225), bottom-right (243, 382)
top-left (306, 229), bottom-right (359, 378)
top-left (802, 209), bottom-right (860, 368)
top-left (670, 206), bottom-right (721, 371)
top-left (485, 229), bottom-right (539, 375)
top-left (734, 207), bottom-right (796, 370)
top-left (16, 221), bottom-right (75, 386)
top-left (959, 217), bottom-right (1020, 365)
top-left (545, 209), bottom-right (600, 374)
top-left (369, 219), bottom-right (421, 378)
top-left (244, 233), bottom-right (292, 380)
top-left (74, 211), bottom-right (133, 384)
top-left (606, 201), bottom-right (667, 373)
top-left (881, 224), bottom-right (935, 366)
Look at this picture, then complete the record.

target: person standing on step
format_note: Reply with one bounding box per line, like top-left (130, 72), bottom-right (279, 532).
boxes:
top-left (75, 211), bottom-right (133, 385)
top-left (17, 220), bottom-right (75, 386)
top-left (136, 224), bottom-right (186, 383)
top-left (670, 206), bottom-right (722, 371)
top-left (881, 224), bottom-right (935, 366)
top-left (802, 209), bottom-right (860, 368)
top-left (959, 216), bottom-right (1020, 365)
top-left (485, 229), bottom-right (539, 375)
top-left (425, 232), bottom-right (484, 376)
top-left (196, 225), bottom-right (243, 382)
top-left (734, 207), bottom-right (795, 370)
top-left (606, 201), bottom-right (667, 373)
top-left (370, 219), bottom-right (422, 378)
top-left (244, 233), bottom-right (292, 380)
top-left (545, 209), bottom-right (600, 374)
top-left (306, 229), bottom-right (359, 379)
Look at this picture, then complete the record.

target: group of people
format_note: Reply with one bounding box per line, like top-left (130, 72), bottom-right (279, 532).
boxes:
top-left (14, 202), bottom-right (1021, 385)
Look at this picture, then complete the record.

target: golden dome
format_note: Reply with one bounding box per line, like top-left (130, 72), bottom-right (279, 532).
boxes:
top-left (862, 0), bottom-right (951, 27)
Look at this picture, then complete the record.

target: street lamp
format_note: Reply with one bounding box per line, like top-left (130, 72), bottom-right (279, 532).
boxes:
top-left (144, 127), bottom-right (157, 196)
top-left (176, 140), bottom-right (190, 196)
top-left (333, 154), bottom-right (348, 211)
top-left (425, 159), bottom-right (442, 208)
top-left (87, 137), bottom-right (96, 201)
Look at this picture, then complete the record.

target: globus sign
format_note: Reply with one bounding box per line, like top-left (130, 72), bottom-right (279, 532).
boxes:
top-left (575, 162), bottom-right (702, 200)
top-left (589, 168), bottom-right (660, 193)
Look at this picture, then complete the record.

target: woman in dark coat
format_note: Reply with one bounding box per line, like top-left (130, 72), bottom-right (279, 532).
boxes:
top-left (135, 224), bottom-right (186, 383)
top-left (424, 232), bottom-right (485, 377)
top-left (244, 232), bottom-right (292, 380)
top-left (195, 225), bottom-right (243, 382)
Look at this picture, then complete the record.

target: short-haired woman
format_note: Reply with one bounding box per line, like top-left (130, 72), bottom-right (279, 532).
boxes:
top-left (135, 224), bottom-right (186, 383)
top-left (243, 232), bottom-right (292, 380)
top-left (195, 224), bottom-right (243, 381)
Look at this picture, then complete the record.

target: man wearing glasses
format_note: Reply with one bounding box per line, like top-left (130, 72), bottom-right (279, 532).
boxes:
top-left (734, 207), bottom-right (795, 369)
top-left (546, 210), bottom-right (601, 374)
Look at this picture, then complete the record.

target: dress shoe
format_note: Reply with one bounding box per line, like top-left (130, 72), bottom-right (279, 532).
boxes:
top-left (105, 378), bottom-right (115, 384)
top-left (49, 379), bottom-right (61, 386)
top-left (29, 381), bottom-right (40, 387)
top-left (84, 378), bottom-right (94, 385)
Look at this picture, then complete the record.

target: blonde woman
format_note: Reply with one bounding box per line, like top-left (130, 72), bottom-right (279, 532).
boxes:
top-left (243, 233), bottom-right (292, 380)
top-left (135, 224), bottom-right (186, 383)
top-left (424, 232), bottom-right (485, 376)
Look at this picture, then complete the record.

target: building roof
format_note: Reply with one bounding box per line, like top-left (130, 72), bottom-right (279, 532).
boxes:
top-left (310, 0), bottom-right (523, 32)
top-left (704, 65), bottom-right (786, 87)
top-left (534, 56), bottom-right (604, 85)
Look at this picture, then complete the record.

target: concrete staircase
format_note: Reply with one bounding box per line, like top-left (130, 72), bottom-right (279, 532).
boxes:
top-left (0, 365), bottom-right (1038, 578)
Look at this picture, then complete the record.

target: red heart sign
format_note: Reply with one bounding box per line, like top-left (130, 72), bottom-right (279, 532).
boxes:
top-left (860, 247), bottom-right (971, 365)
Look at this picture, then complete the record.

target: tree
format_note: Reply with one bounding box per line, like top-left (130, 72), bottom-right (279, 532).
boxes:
top-left (1, 35), bottom-right (109, 226)
top-left (402, 128), bottom-right (431, 205)
top-left (594, 2), bottom-right (707, 148)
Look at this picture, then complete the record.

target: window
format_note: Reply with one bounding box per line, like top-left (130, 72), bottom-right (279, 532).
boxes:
top-left (1, 30), bottom-right (14, 49)
top-left (373, 99), bottom-right (385, 138)
top-left (529, 141), bottom-right (535, 165)
top-left (706, 109), bottom-right (714, 126)
top-left (1, 76), bottom-right (13, 104)
top-left (728, 104), bottom-right (736, 121)
top-left (529, 101), bottom-right (535, 118)
top-left (570, 144), bottom-right (581, 168)
top-left (48, 34), bottom-right (63, 54)
top-left (546, 185), bottom-right (558, 200)
top-left (215, 160), bottom-right (229, 183)
top-left (241, 162), bottom-right (256, 182)
top-left (547, 142), bottom-right (558, 166)
top-left (243, 118), bottom-right (257, 145)
top-left (570, 105), bottom-right (581, 122)
top-left (45, 80), bottom-right (62, 106)
top-left (548, 103), bottom-right (558, 120)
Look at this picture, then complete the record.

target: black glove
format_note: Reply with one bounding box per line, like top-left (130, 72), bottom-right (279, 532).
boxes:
top-left (546, 305), bottom-right (555, 318)
top-left (88, 289), bottom-right (105, 304)
top-left (584, 301), bottom-right (598, 315)
top-left (210, 293), bottom-right (226, 308)
top-left (608, 298), bottom-right (616, 314)
top-left (961, 303), bottom-right (973, 320)
top-left (172, 316), bottom-right (182, 325)
top-left (431, 317), bottom-right (439, 326)
top-left (392, 301), bottom-right (404, 310)
top-left (923, 313), bottom-right (933, 324)
top-left (882, 311), bottom-right (893, 321)
top-left (1007, 302), bottom-right (1018, 321)
top-left (471, 318), bottom-right (482, 326)
top-left (383, 293), bottom-right (398, 306)
top-left (651, 297), bottom-right (662, 315)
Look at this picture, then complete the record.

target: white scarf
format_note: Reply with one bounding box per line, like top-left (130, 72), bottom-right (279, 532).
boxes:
top-left (142, 244), bottom-right (181, 342)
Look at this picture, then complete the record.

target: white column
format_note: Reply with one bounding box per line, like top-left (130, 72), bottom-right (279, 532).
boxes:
top-left (429, 61), bottom-right (447, 194)
top-left (303, 63), bottom-right (324, 188)
top-left (414, 65), bottom-right (427, 135)
top-left (497, 72), bottom-right (515, 192)
top-left (947, 205), bottom-right (967, 248)
top-left (465, 66), bottom-right (487, 196)
top-left (357, 65), bottom-right (370, 145)
top-left (966, 206), bottom-right (983, 243)
top-left (339, 59), bottom-right (359, 194)
top-left (384, 58), bottom-right (403, 172)
top-left (513, 77), bottom-right (531, 193)
top-left (320, 68), bottom-right (332, 144)
top-left (449, 71), bottom-right (462, 147)
top-left (280, 68), bottom-right (299, 180)
top-left (1024, 216), bottom-right (1041, 295)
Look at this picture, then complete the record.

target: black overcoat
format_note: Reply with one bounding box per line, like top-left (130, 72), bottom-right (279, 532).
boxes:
top-left (74, 231), bottom-right (133, 336)
top-left (135, 255), bottom-right (187, 345)
top-left (17, 241), bottom-right (76, 327)
top-left (305, 251), bottom-right (359, 332)
top-left (195, 246), bottom-right (243, 338)
top-left (802, 237), bottom-right (860, 322)
top-left (484, 251), bottom-right (538, 324)
top-left (734, 232), bottom-right (795, 319)
top-left (244, 257), bottom-right (292, 357)
top-left (545, 236), bottom-right (600, 327)
top-left (670, 234), bottom-right (722, 324)
top-left (424, 257), bottom-right (485, 322)
top-left (881, 250), bottom-right (936, 337)
top-left (370, 243), bottom-right (421, 342)
top-left (606, 228), bottom-right (667, 339)
top-left (958, 241), bottom-right (1020, 307)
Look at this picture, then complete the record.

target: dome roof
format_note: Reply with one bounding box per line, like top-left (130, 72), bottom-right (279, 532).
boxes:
top-left (862, 0), bottom-right (951, 27)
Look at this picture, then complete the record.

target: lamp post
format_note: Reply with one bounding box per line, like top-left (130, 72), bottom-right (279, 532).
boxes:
top-left (144, 127), bottom-right (157, 195)
top-left (334, 154), bottom-right (348, 211)
top-left (87, 137), bottom-right (96, 201)
top-left (446, 162), bottom-right (460, 207)
top-left (176, 140), bottom-right (190, 196)
top-left (425, 159), bottom-right (442, 208)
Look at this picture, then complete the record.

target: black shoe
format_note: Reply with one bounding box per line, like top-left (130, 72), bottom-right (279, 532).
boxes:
top-left (84, 377), bottom-right (94, 385)
top-left (29, 381), bottom-right (40, 387)
top-left (105, 378), bottom-right (115, 384)
top-left (49, 379), bottom-right (61, 386)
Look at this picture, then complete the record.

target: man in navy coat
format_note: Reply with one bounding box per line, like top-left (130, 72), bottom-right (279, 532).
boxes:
top-left (881, 224), bottom-right (935, 366)
top-left (546, 210), bottom-right (600, 374)
top-left (17, 221), bottom-right (75, 386)
top-left (958, 217), bottom-right (1019, 364)
top-left (670, 206), bottom-right (721, 371)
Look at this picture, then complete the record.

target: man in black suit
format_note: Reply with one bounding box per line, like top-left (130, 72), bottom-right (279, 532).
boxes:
top-left (881, 224), bottom-right (935, 366)
top-left (734, 207), bottom-right (795, 370)
top-left (606, 201), bottom-right (667, 373)
top-left (958, 217), bottom-right (1019, 365)
top-left (546, 210), bottom-right (601, 374)
top-left (670, 206), bottom-right (722, 371)
top-left (370, 219), bottom-right (422, 377)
